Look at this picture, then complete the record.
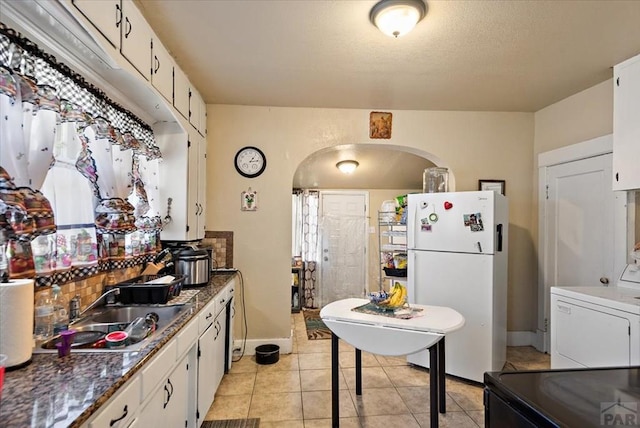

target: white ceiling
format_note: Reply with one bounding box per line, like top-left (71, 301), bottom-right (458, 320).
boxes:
top-left (135, 0), bottom-right (640, 189)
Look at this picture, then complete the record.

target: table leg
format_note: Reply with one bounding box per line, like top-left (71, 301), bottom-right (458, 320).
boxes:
top-left (332, 332), bottom-right (339, 428)
top-left (429, 343), bottom-right (439, 428)
top-left (355, 348), bottom-right (362, 396)
top-left (438, 337), bottom-right (446, 414)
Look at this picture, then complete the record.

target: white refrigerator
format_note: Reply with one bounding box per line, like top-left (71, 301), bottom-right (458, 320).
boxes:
top-left (406, 191), bottom-right (508, 383)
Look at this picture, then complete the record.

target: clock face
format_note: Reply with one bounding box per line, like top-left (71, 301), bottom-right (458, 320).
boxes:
top-left (234, 146), bottom-right (266, 178)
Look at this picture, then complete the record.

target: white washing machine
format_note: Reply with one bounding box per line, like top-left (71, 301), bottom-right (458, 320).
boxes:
top-left (550, 264), bottom-right (640, 369)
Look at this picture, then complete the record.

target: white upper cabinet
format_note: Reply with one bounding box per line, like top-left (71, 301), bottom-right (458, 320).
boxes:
top-left (72, 0), bottom-right (122, 49)
top-left (189, 88), bottom-right (206, 136)
top-left (151, 33), bottom-right (174, 103)
top-left (613, 53), bottom-right (640, 191)
top-left (174, 65), bottom-right (190, 120)
top-left (120, 0), bottom-right (152, 81)
top-left (73, 0), bottom-right (151, 81)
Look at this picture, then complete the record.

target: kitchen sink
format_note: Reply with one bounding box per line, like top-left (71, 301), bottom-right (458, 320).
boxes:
top-left (81, 305), bottom-right (189, 324)
top-left (34, 303), bottom-right (194, 353)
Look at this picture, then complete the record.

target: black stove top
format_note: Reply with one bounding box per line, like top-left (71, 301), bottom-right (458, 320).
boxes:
top-left (484, 367), bottom-right (640, 427)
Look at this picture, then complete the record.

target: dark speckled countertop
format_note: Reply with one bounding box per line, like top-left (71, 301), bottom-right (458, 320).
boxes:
top-left (0, 273), bottom-right (236, 428)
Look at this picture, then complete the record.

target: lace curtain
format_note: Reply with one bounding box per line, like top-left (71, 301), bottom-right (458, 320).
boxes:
top-left (292, 190), bottom-right (319, 308)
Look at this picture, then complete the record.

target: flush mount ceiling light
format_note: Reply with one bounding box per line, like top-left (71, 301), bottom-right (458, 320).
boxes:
top-left (370, 0), bottom-right (427, 38)
top-left (336, 160), bottom-right (359, 174)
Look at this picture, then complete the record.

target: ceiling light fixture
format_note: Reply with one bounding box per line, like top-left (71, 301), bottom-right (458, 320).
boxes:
top-left (370, 0), bottom-right (427, 38)
top-left (336, 160), bottom-right (359, 174)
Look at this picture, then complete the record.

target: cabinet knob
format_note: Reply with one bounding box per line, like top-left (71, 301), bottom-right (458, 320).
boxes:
top-left (600, 277), bottom-right (610, 285)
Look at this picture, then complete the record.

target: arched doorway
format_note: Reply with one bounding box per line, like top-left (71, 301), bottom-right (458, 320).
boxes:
top-left (291, 144), bottom-right (455, 309)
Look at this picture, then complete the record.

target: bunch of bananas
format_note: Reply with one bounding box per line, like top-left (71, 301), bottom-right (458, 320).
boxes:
top-left (378, 282), bottom-right (407, 308)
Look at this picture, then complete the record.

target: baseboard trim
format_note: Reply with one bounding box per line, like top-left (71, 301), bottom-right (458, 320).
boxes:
top-left (233, 335), bottom-right (293, 356)
top-left (507, 330), bottom-right (537, 347)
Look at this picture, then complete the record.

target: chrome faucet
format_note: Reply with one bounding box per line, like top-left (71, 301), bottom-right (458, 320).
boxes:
top-left (70, 288), bottom-right (120, 324)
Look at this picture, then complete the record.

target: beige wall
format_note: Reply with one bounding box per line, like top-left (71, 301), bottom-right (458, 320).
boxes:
top-left (207, 106), bottom-right (535, 341)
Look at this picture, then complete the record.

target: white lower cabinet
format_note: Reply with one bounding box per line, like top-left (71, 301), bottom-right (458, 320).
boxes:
top-left (135, 347), bottom-right (195, 427)
top-left (197, 311), bottom-right (226, 423)
top-left (85, 282), bottom-right (235, 428)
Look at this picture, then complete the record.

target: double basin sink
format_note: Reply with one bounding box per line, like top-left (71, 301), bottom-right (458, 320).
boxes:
top-left (35, 303), bottom-right (193, 353)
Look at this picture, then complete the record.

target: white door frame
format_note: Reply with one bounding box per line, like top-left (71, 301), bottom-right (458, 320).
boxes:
top-left (318, 190), bottom-right (370, 307)
top-left (537, 134), bottom-right (630, 352)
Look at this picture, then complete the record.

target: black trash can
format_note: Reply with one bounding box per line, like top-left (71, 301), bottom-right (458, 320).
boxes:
top-left (255, 344), bottom-right (280, 365)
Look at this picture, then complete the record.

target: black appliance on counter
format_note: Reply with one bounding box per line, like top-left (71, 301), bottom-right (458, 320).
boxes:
top-left (484, 367), bottom-right (640, 427)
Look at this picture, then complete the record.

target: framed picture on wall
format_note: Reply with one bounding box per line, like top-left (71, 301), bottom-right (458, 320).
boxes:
top-left (479, 179), bottom-right (505, 195)
top-left (369, 111), bottom-right (392, 139)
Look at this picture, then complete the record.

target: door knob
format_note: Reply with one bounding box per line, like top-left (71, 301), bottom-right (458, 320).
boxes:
top-left (600, 277), bottom-right (610, 285)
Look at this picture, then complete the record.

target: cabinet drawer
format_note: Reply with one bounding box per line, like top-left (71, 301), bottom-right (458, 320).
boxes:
top-left (226, 279), bottom-right (236, 300)
top-left (89, 375), bottom-right (141, 428)
top-left (198, 299), bottom-right (216, 334)
top-left (140, 340), bottom-right (177, 397)
top-left (176, 316), bottom-right (198, 358)
top-left (216, 289), bottom-right (230, 316)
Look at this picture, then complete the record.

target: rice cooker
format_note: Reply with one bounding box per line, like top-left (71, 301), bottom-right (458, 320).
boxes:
top-left (174, 248), bottom-right (210, 287)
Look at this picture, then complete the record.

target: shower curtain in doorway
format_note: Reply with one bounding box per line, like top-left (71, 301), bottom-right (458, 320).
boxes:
top-left (292, 189), bottom-right (319, 308)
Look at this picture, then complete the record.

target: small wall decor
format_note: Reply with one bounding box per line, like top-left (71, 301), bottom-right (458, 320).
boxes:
top-left (241, 187), bottom-right (258, 211)
top-left (369, 111), bottom-right (392, 139)
top-left (479, 179), bottom-right (506, 195)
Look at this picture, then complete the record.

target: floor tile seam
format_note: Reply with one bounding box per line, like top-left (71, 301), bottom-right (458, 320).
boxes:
top-left (462, 409), bottom-right (483, 427)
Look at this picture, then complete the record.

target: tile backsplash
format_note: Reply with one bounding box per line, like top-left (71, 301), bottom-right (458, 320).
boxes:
top-left (34, 266), bottom-right (142, 312)
top-left (202, 231), bottom-right (234, 269)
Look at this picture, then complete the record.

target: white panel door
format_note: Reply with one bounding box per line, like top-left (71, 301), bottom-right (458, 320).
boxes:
top-left (319, 191), bottom-right (368, 307)
top-left (545, 155), bottom-right (616, 289)
top-left (408, 191), bottom-right (496, 254)
top-left (543, 153), bottom-right (620, 352)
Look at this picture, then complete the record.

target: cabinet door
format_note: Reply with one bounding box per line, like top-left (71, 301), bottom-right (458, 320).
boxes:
top-left (612, 54), bottom-right (640, 190)
top-left (213, 315), bottom-right (227, 388)
top-left (120, 0), bottom-right (152, 80)
top-left (137, 356), bottom-right (190, 428)
top-left (73, 0), bottom-right (122, 49)
top-left (196, 134), bottom-right (207, 238)
top-left (189, 89), bottom-right (207, 136)
top-left (189, 88), bottom-right (200, 131)
top-left (174, 66), bottom-right (190, 119)
top-left (199, 95), bottom-right (207, 136)
top-left (187, 134), bottom-right (200, 240)
top-left (151, 35), bottom-right (174, 103)
top-left (197, 322), bottom-right (217, 423)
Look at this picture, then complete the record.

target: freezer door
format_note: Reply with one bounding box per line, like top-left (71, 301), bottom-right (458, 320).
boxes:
top-left (407, 249), bottom-right (507, 383)
top-left (407, 191), bottom-right (499, 254)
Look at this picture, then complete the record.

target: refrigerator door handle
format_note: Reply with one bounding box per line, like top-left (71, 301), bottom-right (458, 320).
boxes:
top-left (496, 224), bottom-right (503, 252)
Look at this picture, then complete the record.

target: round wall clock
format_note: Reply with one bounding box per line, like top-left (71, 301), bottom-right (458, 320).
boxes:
top-left (234, 146), bottom-right (267, 178)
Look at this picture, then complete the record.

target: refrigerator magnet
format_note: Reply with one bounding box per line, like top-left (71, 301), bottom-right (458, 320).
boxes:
top-left (464, 213), bottom-right (484, 232)
top-left (428, 212), bottom-right (439, 223)
top-left (421, 223), bottom-right (432, 232)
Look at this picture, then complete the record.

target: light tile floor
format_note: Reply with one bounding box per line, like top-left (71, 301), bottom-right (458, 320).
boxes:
top-left (205, 312), bottom-right (550, 427)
